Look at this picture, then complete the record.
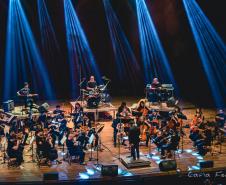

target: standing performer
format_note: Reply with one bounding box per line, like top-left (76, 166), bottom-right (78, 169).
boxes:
top-left (17, 82), bottom-right (30, 96)
top-left (128, 122), bottom-right (140, 160)
top-left (17, 82), bottom-right (30, 107)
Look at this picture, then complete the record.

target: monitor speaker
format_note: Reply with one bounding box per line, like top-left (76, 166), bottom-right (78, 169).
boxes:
top-left (159, 160), bottom-right (177, 171)
top-left (101, 164), bottom-right (118, 176)
top-left (3, 100), bottom-right (14, 112)
top-left (199, 161), bottom-right (214, 169)
top-left (43, 172), bottom-right (59, 181)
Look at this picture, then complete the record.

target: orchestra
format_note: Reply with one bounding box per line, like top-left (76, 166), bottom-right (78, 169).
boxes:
top-left (0, 77), bottom-right (224, 169)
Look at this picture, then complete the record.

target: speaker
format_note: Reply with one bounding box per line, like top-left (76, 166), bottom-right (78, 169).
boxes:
top-left (101, 164), bottom-right (118, 176)
top-left (43, 172), bottom-right (59, 181)
top-left (199, 161), bottom-right (214, 169)
top-left (159, 160), bottom-right (177, 171)
top-left (38, 103), bottom-right (49, 113)
top-left (3, 100), bottom-right (14, 112)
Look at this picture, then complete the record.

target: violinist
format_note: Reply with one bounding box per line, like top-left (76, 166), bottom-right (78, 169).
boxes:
top-left (215, 109), bottom-right (225, 128)
top-left (7, 131), bottom-right (24, 168)
top-left (148, 109), bottom-right (161, 128)
top-left (66, 133), bottom-right (86, 165)
top-left (160, 130), bottom-right (180, 159)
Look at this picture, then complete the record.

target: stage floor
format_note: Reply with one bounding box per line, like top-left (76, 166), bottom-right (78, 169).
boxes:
top-left (0, 97), bottom-right (225, 183)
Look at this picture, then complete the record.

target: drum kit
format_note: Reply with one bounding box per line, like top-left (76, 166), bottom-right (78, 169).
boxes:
top-left (82, 84), bottom-right (111, 109)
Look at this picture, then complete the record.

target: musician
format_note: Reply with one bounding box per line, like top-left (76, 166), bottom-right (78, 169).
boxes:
top-left (66, 133), bottom-right (86, 165)
top-left (72, 103), bottom-right (84, 128)
top-left (17, 82), bottom-right (31, 107)
top-left (148, 110), bottom-right (161, 127)
top-left (215, 109), bottom-right (225, 128)
top-left (136, 101), bottom-right (149, 117)
top-left (195, 108), bottom-right (205, 121)
top-left (189, 126), bottom-right (210, 156)
top-left (76, 131), bottom-right (89, 150)
top-left (137, 116), bottom-right (152, 147)
top-left (148, 78), bottom-right (161, 103)
top-left (53, 105), bottom-right (65, 117)
top-left (117, 102), bottom-right (131, 118)
top-left (151, 78), bottom-right (161, 89)
top-left (17, 82), bottom-right (30, 96)
top-left (87, 76), bottom-right (97, 91)
top-left (7, 131), bottom-right (24, 168)
top-left (37, 112), bottom-right (48, 129)
top-left (36, 130), bottom-right (58, 163)
top-left (160, 130), bottom-right (180, 159)
top-left (128, 122), bottom-right (140, 160)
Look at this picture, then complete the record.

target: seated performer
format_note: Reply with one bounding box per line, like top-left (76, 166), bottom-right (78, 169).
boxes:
top-left (136, 101), bottom-right (149, 117)
top-left (128, 122), bottom-right (140, 160)
top-left (72, 102), bottom-right (84, 128)
top-left (151, 78), bottom-right (161, 89)
top-left (215, 109), bottom-right (225, 128)
top-left (86, 76), bottom-right (97, 91)
top-left (66, 133), bottom-right (86, 165)
top-left (7, 131), bottom-right (24, 168)
top-left (148, 78), bottom-right (161, 103)
top-left (36, 130), bottom-right (58, 163)
top-left (160, 131), bottom-right (180, 159)
top-left (53, 105), bottom-right (65, 117)
top-left (117, 102), bottom-right (131, 118)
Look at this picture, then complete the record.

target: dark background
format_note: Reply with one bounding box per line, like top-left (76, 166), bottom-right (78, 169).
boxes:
top-left (0, 0), bottom-right (225, 106)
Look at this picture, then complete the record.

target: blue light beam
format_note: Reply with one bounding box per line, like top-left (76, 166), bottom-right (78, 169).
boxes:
top-left (183, 0), bottom-right (226, 108)
top-left (136, 0), bottom-right (177, 90)
top-left (37, 0), bottom-right (60, 58)
top-left (3, 0), bottom-right (55, 100)
top-left (64, 0), bottom-right (102, 98)
top-left (103, 0), bottom-right (141, 83)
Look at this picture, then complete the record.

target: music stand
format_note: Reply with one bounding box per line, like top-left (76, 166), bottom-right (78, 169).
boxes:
top-left (94, 125), bottom-right (104, 166)
top-left (26, 133), bottom-right (36, 163)
top-left (89, 133), bottom-right (96, 161)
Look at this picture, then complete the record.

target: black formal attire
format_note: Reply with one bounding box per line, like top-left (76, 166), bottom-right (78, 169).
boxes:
top-left (66, 138), bottom-right (85, 164)
top-left (87, 81), bottom-right (97, 89)
top-left (128, 125), bottom-right (140, 160)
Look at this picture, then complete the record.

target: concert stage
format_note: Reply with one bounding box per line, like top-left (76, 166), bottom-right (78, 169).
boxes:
top-left (0, 98), bottom-right (225, 185)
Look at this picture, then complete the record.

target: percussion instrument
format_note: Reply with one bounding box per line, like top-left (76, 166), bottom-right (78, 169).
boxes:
top-left (87, 96), bottom-right (101, 108)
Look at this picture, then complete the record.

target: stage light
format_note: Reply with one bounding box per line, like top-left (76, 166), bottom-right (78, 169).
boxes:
top-left (136, 0), bottom-right (177, 92)
top-left (183, 0), bottom-right (226, 108)
top-left (3, 0), bottom-right (55, 100)
top-left (64, 0), bottom-right (102, 98)
top-left (37, 0), bottom-right (60, 57)
top-left (79, 172), bottom-right (89, 179)
top-left (103, 0), bottom-right (141, 84)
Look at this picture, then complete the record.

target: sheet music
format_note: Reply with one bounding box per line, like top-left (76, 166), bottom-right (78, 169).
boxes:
top-left (60, 135), bottom-right (67, 145)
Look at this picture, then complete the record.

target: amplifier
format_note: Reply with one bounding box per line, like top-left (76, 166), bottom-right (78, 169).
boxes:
top-left (3, 100), bottom-right (14, 112)
top-left (159, 160), bottom-right (177, 171)
top-left (43, 172), bottom-right (59, 181)
top-left (199, 161), bottom-right (214, 169)
top-left (101, 164), bottom-right (118, 176)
